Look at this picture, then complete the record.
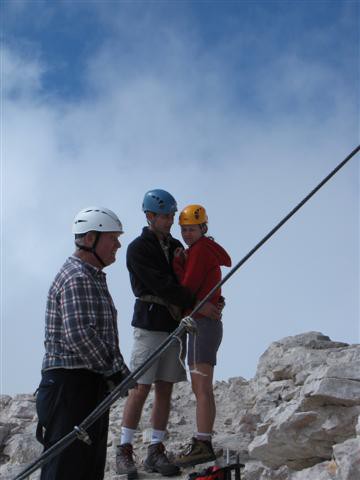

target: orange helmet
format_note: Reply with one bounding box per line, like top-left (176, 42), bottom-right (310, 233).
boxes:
top-left (179, 204), bottom-right (208, 225)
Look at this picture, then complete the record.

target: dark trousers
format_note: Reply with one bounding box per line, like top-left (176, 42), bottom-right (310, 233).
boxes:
top-left (36, 369), bottom-right (109, 480)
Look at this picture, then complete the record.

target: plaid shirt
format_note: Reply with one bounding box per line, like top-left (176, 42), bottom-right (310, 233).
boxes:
top-left (42, 256), bottom-right (127, 376)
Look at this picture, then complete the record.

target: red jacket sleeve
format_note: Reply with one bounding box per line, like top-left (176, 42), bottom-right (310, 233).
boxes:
top-left (180, 244), bottom-right (209, 297)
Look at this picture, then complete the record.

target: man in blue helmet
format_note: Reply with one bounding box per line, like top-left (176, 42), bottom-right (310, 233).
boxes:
top-left (116, 189), bottom-right (221, 478)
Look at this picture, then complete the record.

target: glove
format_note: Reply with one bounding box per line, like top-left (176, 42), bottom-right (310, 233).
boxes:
top-left (105, 365), bottom-right (137, 395)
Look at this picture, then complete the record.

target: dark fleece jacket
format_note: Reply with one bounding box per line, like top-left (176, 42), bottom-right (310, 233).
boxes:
top-left (127, 227), bottom-right (196, 332)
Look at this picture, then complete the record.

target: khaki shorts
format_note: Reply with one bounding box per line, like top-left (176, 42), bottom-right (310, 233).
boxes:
top-left (130, 328), bottom-right (187, 385)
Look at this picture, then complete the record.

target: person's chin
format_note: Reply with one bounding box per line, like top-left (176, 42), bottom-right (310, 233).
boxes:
top-left (107, 254), bottom-right (116, 265)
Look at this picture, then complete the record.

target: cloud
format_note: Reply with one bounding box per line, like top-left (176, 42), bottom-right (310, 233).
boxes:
top-left (1, 3), bottom-right (358, 393)
top-left (2, 46), bottom-right (44, 98)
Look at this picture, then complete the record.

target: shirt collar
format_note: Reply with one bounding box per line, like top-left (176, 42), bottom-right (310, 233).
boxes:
top-left (69, 255), bottom-right (106, 277)
top-left (142, 226), bottom-right (172, 243)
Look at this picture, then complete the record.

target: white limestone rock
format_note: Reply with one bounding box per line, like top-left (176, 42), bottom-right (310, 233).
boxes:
top-left (0, 423), bottom-right (11, 447)
top-left (302, 362), bottom-right (360, 407)
top-left (357, 415), bottom-right (360, 436)
top-left (289, 460), bottom-right (338, 480)
top-left (256, 333), bottom-right (351, 382)
top-left (243, 461), bottom-right (291, 480)
top-left (247, 333), bottom-right (360, 471)
top-left (0, 462), bottom-right (40, 480)
top-left (2, 332), bottom-right (360, 480)
top-left (333, 437), bottom-right (360, 480)
top-left (3, 424), bottom-right (42, 465)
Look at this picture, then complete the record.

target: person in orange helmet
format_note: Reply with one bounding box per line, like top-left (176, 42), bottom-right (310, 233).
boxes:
top-left (173, 204), bottom-right (232, 468)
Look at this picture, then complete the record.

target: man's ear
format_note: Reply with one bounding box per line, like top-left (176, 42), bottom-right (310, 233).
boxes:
top-left (146, 212), bottom-right (155, 223)
top-left (83, 231), bottom-right (96, 246)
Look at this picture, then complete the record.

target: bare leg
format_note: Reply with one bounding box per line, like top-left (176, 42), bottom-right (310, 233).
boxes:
top-left (122, 384), bottom-right (151, 429)
top-left (190, 364), bottom-right (215, 434)
top-left (151, 380), bottom-right (173, 431)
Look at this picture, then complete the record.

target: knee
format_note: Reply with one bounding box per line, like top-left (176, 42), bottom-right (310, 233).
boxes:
top-left (128, 384), bottom-right (151, 402)
top-left (154, 381), bottom-right (173, 398)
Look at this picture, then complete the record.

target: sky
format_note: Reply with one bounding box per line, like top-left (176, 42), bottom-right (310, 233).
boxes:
top-left (1, 0), bottom-right (359, 395)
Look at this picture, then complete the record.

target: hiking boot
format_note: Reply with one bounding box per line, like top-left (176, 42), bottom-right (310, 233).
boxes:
top-left (174, 437), bottom-right (216, 467)
top-left (116, 443), bottom-right (138, 479)
top-left (144, 442), bottom-right (180, 476)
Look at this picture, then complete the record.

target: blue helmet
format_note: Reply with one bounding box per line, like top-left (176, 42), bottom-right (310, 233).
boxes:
top-left (142, 189), bottom-right (177, 214)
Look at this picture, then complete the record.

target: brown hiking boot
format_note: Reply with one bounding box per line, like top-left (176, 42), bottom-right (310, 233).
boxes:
top-left (174, 437), bottom-right (216, 467)
top-left (116, 443), bottom-right (138, 479)
top-left (144, 442), bottom-right (180, 476)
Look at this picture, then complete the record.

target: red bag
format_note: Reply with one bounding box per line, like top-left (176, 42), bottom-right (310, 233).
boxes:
top-left (188, 466), bottom-right (224, 480)
top-left (188, 462), bottom-right (244, 480)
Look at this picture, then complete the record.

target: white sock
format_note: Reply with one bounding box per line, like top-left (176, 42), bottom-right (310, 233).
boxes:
top-left (120, 426), bottom-right (136, 445)
top-left (151, 429), bottom-right (166, 445)
top-left (196, 432), bottom-right (212, 442)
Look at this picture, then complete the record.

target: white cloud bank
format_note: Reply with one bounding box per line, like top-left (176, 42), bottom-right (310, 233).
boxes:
top-left (1, 5), bottom-right (358, 394)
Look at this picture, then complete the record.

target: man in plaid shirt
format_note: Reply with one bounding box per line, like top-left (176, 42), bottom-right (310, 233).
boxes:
top-left (36, 207), bottom-right (131, 480)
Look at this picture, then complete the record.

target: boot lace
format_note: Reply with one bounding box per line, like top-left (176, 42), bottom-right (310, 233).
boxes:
top-left (178, 440), bottom-right (196, 457)
top-left (118, 444), bottom-right (137, 467)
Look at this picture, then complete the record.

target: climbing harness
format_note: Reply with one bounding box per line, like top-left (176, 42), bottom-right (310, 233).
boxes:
top-left (138, 294), bottom-right (183, 322)
top-left (12, 145), bottom-right (359, 480)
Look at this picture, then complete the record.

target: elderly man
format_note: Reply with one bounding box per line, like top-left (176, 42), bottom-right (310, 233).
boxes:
top-left (36, 207), bottom-right (131, 480)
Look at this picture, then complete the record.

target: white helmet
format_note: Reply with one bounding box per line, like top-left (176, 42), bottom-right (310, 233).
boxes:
top-left (72, 207), bottom-right (124, 234)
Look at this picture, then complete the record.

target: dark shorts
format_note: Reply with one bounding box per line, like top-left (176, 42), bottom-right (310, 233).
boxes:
top-left (187, 317), bottom-right (223, 367)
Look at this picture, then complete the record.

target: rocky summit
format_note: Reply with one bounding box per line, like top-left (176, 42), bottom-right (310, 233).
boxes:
top-left (1, 332), bottom-right (359, 480)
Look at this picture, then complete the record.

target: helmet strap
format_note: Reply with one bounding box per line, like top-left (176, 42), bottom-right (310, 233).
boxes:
top-left (145, 211), bottom-right (156, 226)
top-left (75, 232), bottom-right (106, 267)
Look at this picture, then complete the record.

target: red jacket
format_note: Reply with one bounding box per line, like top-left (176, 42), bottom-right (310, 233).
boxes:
top-left (173, 236), bottom-right (231, 315)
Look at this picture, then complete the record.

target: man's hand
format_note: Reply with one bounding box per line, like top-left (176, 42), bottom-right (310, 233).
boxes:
top-left (174, 247), bottom-right (187, 262)
top-left (105, 367), bottom-right (137, 395)
top-left (197, 301), bottom-right (222, 320)
top-left (218, 296), bottom-right (226, 312)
